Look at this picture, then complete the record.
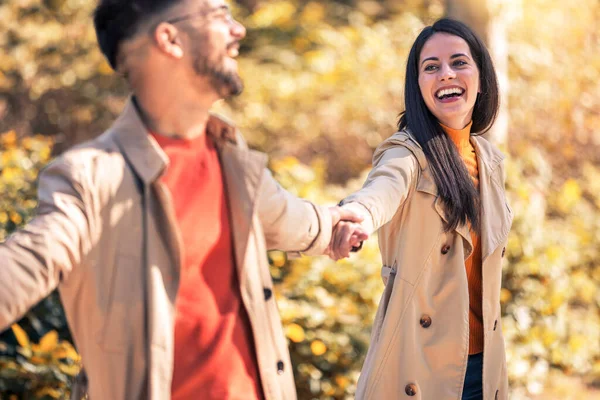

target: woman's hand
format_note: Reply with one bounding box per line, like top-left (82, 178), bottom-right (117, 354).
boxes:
top-left (326, 221), bottom-right (368, 261)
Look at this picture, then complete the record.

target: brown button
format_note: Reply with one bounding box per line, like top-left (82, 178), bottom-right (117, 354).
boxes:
top-left (493, 320), bottom-right (498, 331)
top-left (441, 244), bottom-right (451, 255)
top-left (277, 360), bottom-right (285, 375)
top-left (502, 247), bottom-right (506, 257)
top-left (405, 383), bottom-right (418, 396)
top-left (420, 315), bottom-right (432, 328)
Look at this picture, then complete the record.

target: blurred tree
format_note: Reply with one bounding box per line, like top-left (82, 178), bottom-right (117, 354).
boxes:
top-left (446, 0), bottom-right (511, 146)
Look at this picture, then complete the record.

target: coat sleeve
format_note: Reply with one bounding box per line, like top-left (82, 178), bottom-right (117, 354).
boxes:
top-left (0, 159), bottom-right (92, 331)
top-left (257, 169), bottom-right (332, 256)
top-left (340, 144), bottom-right (419, 235)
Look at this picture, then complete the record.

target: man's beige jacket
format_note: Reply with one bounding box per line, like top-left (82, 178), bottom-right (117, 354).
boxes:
top-left (0, 99), bottom-right (334, 399)
top-left (341, 130), bottom-right (513, 400)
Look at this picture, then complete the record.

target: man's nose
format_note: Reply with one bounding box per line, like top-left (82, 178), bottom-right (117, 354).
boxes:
top-left (231, 18), bottom-right (246, 40)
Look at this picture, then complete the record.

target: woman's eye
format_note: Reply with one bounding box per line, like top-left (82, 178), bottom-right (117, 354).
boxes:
top-left (424, 65), bottom-right (438, 72)
top-left (454, 60), bottom-right (467, 67)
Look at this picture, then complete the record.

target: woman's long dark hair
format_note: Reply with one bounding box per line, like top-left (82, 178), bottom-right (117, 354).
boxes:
top-left (398, 18), bottom-right (499, 232)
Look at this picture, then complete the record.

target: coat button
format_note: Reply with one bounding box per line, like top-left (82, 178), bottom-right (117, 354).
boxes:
top-left (405, 383), bottom-right (418, 396)
top-left (264, 288), bottom-right (273, 301)
top-left (441, 244), bottom-right (451, 255)
top-left (277, 360), bottom-right (285, 375)
top-left (420, 315), bottom-right (432, 328)
top-left (493, 320), bottom-right (498, 331)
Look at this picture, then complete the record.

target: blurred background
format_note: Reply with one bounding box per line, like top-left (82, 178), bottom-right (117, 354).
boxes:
top-left (0, 0), bottom-right (599, 399)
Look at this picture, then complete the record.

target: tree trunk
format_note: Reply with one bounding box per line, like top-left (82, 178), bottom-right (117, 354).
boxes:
top-left (446, 0), bottom-right (509, 148)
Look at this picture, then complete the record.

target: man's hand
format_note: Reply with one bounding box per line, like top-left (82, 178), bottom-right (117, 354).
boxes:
top-left (327, 221), bottom-right (368, 261)
top-left (329, 206), bottom-right (364, 227)
top-left (326, 206), bottom-right (368, 261)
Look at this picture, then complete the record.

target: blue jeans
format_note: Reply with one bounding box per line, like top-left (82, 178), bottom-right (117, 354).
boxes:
top-left (462, 352), bottom-right (483, 400)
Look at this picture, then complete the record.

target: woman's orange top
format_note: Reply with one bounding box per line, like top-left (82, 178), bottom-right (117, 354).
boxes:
top-left (441, 122), bottom-right (484, 355)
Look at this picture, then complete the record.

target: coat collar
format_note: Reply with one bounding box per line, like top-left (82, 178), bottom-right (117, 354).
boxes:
top-left (390, 129), bottom-right (507, 258)
top-left (109, 97), bottom-right (268, 281)
top-left (110, 97), bottom-right (240, 185)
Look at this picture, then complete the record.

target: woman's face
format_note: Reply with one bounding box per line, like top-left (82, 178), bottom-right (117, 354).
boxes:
top-left (418, 33), bottom-right (480, 130)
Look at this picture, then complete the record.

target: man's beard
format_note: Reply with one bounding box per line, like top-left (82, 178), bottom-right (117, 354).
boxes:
top-left (193, 54), bottom-right (244, 97)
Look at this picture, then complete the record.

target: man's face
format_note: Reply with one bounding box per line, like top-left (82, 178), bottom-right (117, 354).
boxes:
top-left (174, 0), bottom-right (246, 97)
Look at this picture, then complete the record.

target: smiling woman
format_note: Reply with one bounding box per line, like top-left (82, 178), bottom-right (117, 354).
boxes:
top-left (335, 18), bottom-right (511, 400)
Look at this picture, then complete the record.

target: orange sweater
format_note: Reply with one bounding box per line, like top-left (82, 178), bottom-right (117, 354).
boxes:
top-left (441, 122), bottom-right (483, 355)
top-left (152, 132), bottom-right (264, 400)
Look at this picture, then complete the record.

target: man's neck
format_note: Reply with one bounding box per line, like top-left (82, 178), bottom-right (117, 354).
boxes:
top-left (132, 91), bottom-right (215, 140)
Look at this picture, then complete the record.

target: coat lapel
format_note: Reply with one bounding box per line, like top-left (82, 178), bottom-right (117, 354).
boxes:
top-left (413, 144), bottom-right (473, 257)
top-left (217, 141), bottom-right (268, 288)
top-left (471, 136), bottom-right (512, 262)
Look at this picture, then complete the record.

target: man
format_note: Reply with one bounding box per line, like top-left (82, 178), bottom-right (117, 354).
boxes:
top-left (0, 0), bottom-right (366, 399)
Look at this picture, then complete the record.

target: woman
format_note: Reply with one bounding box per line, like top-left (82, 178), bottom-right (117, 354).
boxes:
top-left (332, 18), bottom-right (513, 399)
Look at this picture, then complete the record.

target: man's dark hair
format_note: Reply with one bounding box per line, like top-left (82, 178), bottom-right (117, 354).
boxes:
top-left (398, 18), bottom-right (500, 232)
top-left (94, 0), bottom-right (182, 69)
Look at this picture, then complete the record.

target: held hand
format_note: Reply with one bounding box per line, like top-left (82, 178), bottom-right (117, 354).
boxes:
top-left (329, 206), bottom-right (364, 228)
top-left (326, 221), bottom-right (369, 261)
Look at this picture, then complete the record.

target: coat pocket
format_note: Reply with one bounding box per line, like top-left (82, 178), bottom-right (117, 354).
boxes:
top-left (371, 264), bottom-right (397, 343)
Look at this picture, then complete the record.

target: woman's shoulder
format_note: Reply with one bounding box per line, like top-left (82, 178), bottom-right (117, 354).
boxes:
top-left (471, 134), bottom-right (506, 165)
top-left (373, 128), bottom-right (426, 169)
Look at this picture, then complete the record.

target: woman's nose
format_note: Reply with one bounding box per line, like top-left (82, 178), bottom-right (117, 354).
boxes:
top-left (439, 63), bottom-right (456, 81)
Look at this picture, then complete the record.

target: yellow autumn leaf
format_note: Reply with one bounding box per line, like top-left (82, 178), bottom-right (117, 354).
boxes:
top-left (568, 334), bottom-right (586, 352)
top-left (270, 251), bottom-right (286, 268)
top-left (10, 212), bottom-right (22, 225)
top-left (38, 330), bottom-right (59, 353)
top-left (11, 324), bottom-right (30, 348)
top-left (300, 2), bottom-right (325, 24)
top-left (29, 355), bottom-right (48, 364)
top-left (311, 340), bottom-right (327, 356)
top-left (53, 342), bottom-right (81, 361)
top-left (286, 323), bottom-right (305, 343)
top-left (34, 387), bottom-right (63, 398)
top-left (249, 1), bottom-right (296, 28)
top-left (1, 130), bottom-right (17, 147)
top-left (500, 288), bottom-right (512, 304)
top-left (98, 59), bottom-right (114, 75)
top-left (556, 179), bottom-right (582, 212)
top-left (59, 362), bottom-right (82, 376)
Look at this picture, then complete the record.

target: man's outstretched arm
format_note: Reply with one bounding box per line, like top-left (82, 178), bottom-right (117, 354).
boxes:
top-left (0, 160), bottom-right (91, 331)
top-left (257, 169), bottom-right (366, 256)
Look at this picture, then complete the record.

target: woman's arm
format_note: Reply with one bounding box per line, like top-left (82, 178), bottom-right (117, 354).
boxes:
top-left (340, 144), bottom-right (419, 235)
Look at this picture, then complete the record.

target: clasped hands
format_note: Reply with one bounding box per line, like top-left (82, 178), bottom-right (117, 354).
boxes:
top-left (326, 206), bottom-right (369, 261)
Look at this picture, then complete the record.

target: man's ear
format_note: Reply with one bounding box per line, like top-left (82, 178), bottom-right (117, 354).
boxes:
top-left (154, 22), bottom-right (184, 59)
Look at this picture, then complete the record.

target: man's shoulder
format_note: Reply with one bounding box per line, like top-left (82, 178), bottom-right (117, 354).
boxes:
top-left (51, 130), bottom-right (122, 170)
top-left (42, 130), bottom-right (131, 195)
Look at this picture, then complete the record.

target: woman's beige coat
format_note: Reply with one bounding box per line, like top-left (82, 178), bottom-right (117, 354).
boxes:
top-left (341, 130), bottom-right (513, 400)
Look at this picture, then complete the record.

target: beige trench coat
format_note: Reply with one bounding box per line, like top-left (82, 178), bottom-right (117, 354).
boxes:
top-left (0, 99), bottom-right (334, 400)
top-left (341, 130), bottom-right (513, 400)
